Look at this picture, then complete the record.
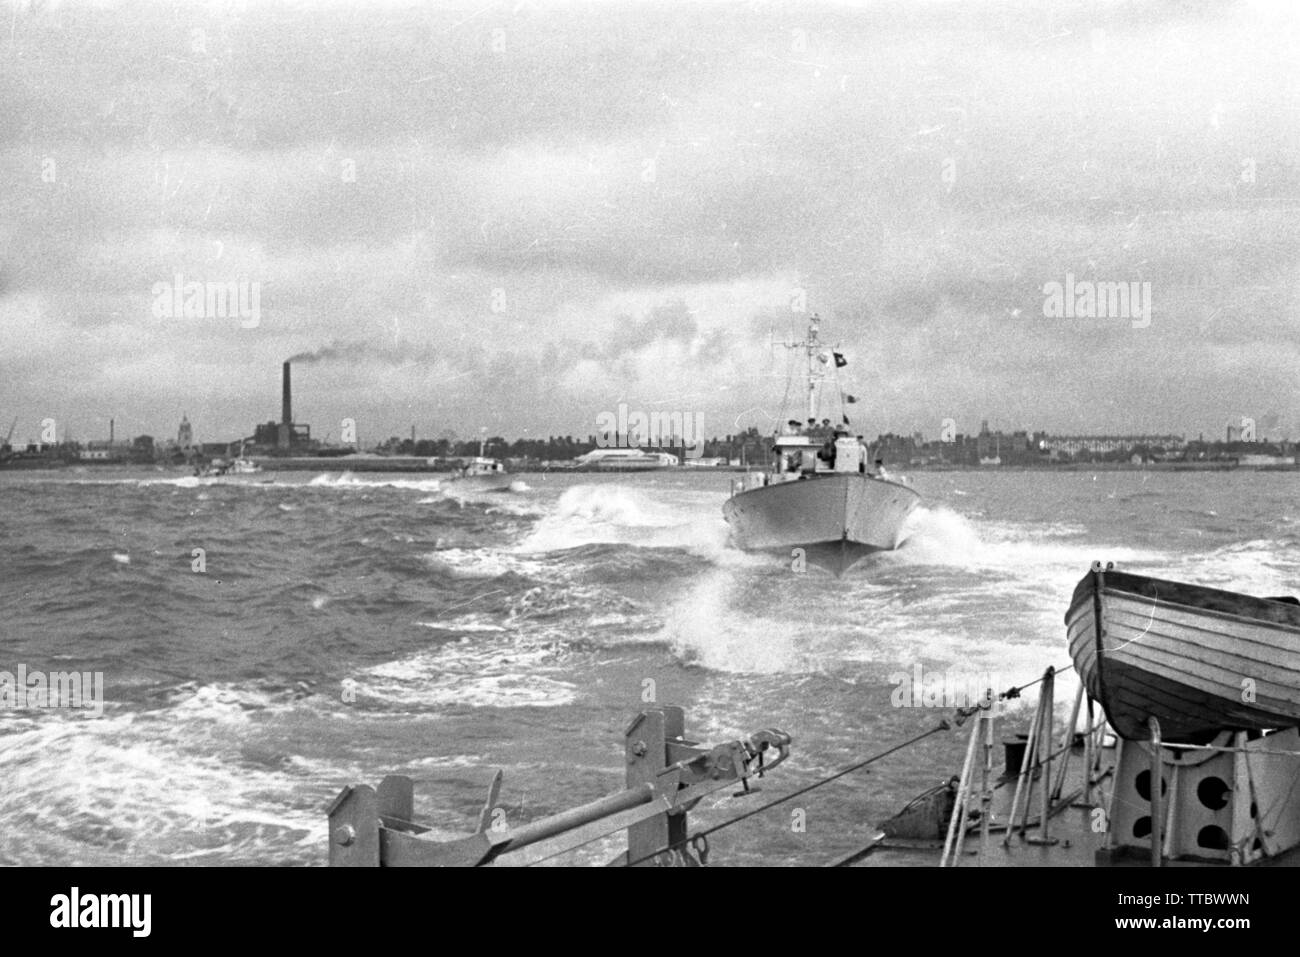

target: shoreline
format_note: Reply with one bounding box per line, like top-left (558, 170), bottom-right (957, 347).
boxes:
top-left (1, 460), bottom-right (1293, 475)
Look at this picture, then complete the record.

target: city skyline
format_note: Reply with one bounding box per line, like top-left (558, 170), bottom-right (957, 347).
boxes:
top-left (8, 400), bottom-right (1289, 452)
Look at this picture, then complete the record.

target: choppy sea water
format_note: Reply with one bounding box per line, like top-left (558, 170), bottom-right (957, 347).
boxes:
top-left (0, 467), bottom-right (1296, 866)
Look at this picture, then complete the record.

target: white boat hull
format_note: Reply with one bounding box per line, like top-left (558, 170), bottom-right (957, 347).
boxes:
top-left (722, 473), bottom-right (919, 575)
top-left (447, 475), bottom-right (514, 492)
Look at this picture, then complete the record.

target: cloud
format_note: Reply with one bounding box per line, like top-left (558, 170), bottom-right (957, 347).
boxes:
top-left (1, 0), bottom-right (1297, 442)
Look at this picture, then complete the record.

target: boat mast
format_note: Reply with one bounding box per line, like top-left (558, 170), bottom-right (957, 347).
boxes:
top-left (806, 313), bottom-right (821, 426)
top-left (778, 312), bottom-right (834, 434)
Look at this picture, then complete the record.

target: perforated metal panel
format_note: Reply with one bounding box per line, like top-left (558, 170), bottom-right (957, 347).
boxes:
top-left (1107, 728), bottom-right (1300, 865)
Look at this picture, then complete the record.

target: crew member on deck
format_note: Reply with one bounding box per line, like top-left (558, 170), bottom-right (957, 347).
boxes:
top-left (821, 438), bottom-right (835, 470)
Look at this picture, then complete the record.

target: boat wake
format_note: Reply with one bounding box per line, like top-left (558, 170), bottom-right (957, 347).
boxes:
top-left (516, 484), bottom-right (730, 558)
top-left (306, 472), bottom-right (445, 493)
top-left (891, 505), bottom-right (1158, 572)
top-left (658, 568), bottom-right (805, 675)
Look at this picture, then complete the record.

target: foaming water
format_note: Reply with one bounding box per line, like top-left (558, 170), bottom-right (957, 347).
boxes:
top-left (892, 505), bottom-right (1159, 573)
top-left (517, 483), bottom-right (729, 557)
top-left (355, 638), bottom-right (578, 709)
top-left (660, 568), bottom-right (803, 674)
top-left (421, 548), bottom-right (547, 580)
top-left (307, 471), bottom-right (446, 494)
top-left (1, 467), bottom-right (1295, 864)
top-left (0, 685), bottom-right (323, 866)
top-left (1167, 537), bottom-right (1300, 596)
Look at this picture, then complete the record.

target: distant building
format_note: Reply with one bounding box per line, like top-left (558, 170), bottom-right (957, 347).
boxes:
top-left (573, 448), bottom-right (679, 469)
top-left (964, 422), bottom-right (1037, 466)
top-left (976, 427), bottom-right (1029, 460)
top-left (131, 436), bottom-right (155, 463)
top-left (1040, 434), bottom-right (1185, 456)
top-left (178, 414), bottom-right (193, 449)
top-left (79, 438), bottom-right (128, 463)
top-left (1239, 454), bottom-right (1296, 467)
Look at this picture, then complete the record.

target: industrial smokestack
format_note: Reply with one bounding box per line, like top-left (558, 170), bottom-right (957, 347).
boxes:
top-left (278, 362), bottom-right (293, 451)
top-left (282, 362), bottom-right (292, 427)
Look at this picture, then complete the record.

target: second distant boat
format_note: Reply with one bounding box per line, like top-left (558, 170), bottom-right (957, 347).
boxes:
top-left (446, 434), bottom-right (513, 492)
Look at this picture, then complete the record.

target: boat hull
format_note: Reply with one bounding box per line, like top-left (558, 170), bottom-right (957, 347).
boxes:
top-left (447, 475), bottom-right (515, 492)
top-left (722, 473), bottom-right (919, 575)
top-left (1067, 568), bottom-right (1300, 741)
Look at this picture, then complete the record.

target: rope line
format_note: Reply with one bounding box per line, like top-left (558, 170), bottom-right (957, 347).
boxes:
top-left (618, 664), bottom-right (1075, 867)
top-left (621, 722), bottom-right (950, 868)
top-left (996, 664), bottom-right (1072, 701)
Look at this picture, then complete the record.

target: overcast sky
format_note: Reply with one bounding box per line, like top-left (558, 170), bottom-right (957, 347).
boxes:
top-left (1, 0), bottom-right (1297, 447)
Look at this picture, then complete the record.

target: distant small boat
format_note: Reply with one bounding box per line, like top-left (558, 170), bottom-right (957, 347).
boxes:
top-left (1066, 565), bottom-right (1300, 741)
top-left (194, 458), bottom-right (260, 478)
top-left (446, 435), bottom-right (513, 491)
top-left (228, 443), bottom-right (261, 474)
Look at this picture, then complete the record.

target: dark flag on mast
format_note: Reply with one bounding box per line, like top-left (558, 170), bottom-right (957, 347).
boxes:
top-left (844, 394), bottom-right (858, 403)
top-left (833, 352), bottom-right (848, 368)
